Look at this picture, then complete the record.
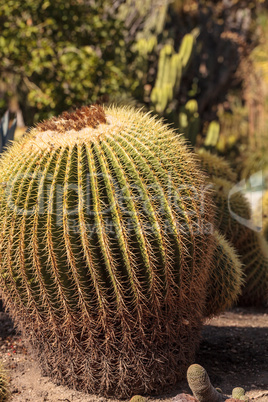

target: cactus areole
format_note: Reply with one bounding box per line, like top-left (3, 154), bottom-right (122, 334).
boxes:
top-left (0, 105), bottom-right (215, 397)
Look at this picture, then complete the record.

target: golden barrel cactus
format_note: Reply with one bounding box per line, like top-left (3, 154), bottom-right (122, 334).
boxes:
top-left (0, 105), bottom-right (238, 397)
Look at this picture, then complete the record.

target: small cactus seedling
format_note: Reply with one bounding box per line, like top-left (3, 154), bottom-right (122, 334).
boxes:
top-left (187, 364), bottom-right (223, 402)
top-left (0, 105), bottom-right (218, 397)
top-left (129, 396), bottom-right (147, 402)
top-left (0, 361), bottom-right (10, 402)
top-left (232, 387), bottom-right (246, 399)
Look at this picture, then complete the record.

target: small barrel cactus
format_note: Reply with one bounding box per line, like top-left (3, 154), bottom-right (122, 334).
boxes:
top-left (0, 105), bottom-right (218, 397)
top-left (187, 364), bottom-right (223, 402)
top-left (232, 387), bottom-right (246, 399)
top-left (129, 396), bottom-right (147, 402)
top-left (205, 231), bottom-right (243, 317)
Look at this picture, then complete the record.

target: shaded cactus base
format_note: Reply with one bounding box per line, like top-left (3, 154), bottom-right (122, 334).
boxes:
top-left (4, 296), bottom-right (201, 397)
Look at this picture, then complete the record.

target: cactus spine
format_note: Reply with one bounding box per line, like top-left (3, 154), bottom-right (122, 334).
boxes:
top-left (151, 34), bottom-right (195, 113)
top-left (0, 105), bottom-right (217, 398)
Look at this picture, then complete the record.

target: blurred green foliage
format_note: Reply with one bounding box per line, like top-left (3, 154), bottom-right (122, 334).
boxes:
top-left (0, 0), bottom-right (136, 123)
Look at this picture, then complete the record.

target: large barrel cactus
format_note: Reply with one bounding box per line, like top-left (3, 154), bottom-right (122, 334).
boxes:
top-left (0, 105), bottom-right (219, 397)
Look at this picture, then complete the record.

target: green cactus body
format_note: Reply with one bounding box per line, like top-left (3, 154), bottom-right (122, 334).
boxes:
top-left (204, 121), bottom-right (220, 149)
top-left (197, 150), bottom-right (237, 183)
top-left (0, 105), bottom-right (216, 397)
top-left (151, 35), bottom-right (195, 113)
top-left (179, 33), bottom-right (195, 72)
top-left (129, 396), bottom-right (147, 402)
top-left (232, 387), bottom-right (246, 399)
top-left (187, 364), bottom-right (223, 402)
top-left (179, 100), bottom-right (200, 146)
top-left (205, 231), bottom-right (244, 317)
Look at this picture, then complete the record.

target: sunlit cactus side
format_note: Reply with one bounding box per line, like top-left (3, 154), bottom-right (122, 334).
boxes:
top-left (187, 364), bottom-right (223, 402)
top-left (232, 387), bottom-right (246, 400)
top-left (0, 105), bottom-right (215, 398)
top-left (203, 121), bottom-right (220, 150)
top-left (0, 361), bottom-right (10, 402)
top-left (151, 34), bottom-right (195, 113)
top-left (205, 231), bottom-right (243, 317)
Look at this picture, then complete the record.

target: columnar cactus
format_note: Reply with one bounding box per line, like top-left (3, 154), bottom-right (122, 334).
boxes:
top-left (0, 105), bottom-right (218, 397)
top-left (179, 100), bottom-right (200, 147)
top-left (151, 34), bottom-right (195, 113)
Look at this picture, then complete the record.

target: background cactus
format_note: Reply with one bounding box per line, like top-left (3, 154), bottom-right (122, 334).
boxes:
top-left (179, 99), bottom-right (200, 147)
top-left (187, 364), bottom-right (224, 402)
top-left (197, 153), bottom-right (268, 306)
top-left (151, 34), bottom-right (195, 113)
top-left (205, 231), bottom-right (243, 317)
top-left (0, 105), bottom-right (218, 397)
top-left (0, 361), bottom-right (10, 402)
top-left (203, 121), bottom-right (221, 150)
top-left (197, 150), bottom-right (237, 183)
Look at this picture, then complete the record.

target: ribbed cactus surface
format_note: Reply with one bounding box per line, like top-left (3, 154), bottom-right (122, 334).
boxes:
top-left (205, 231), bottom-right (243, 317)
top-left (0, 105), bottom-right (216, 397)
top-left (198, 152), bottom-right (268, 307)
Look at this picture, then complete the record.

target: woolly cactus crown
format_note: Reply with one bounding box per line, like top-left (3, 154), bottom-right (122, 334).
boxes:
top-left (0, 105), bottom-right (217, 397)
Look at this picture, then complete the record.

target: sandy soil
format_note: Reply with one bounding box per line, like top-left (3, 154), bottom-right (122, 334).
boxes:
top-left (0, 306), bottom-right (267, 402)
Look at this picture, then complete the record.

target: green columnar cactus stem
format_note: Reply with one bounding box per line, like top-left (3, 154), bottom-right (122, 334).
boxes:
top-left (179, 100), bottom-right (200, 146)
top-left (0, 105), bottom-right (216, 398)
top-left (204, 121), bottom-right (220, 149)
top-left (151, 34), bottom-right (195, 113)
top-left (0, 362), bottom-right (10, 402)
top-left (187, 364), bottom-right (223, 402)
top-left (205, 231), bottom-right (243, 317)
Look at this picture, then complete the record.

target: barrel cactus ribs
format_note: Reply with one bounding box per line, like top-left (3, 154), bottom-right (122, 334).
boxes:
top-left (0, 105), bottom-right (241, 397)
